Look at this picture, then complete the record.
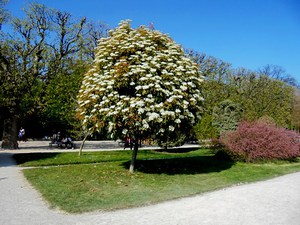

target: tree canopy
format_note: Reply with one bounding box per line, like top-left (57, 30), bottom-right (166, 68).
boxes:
top-left (77, 20), bottom-right (204, 172)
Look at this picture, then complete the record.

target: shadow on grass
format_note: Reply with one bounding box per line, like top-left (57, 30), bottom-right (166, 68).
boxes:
top-left (13, 153), bottom-right (61, 165)
top-left (154, 147), bottom-right (200, 153)
top-left (122, 155), bottom-right (234, 175)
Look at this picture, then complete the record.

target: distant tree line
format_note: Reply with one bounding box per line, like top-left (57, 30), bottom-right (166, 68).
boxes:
top-left (187, 50), bottom-right (299, 140)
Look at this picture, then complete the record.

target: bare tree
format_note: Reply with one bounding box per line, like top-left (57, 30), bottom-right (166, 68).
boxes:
top-left (258, 64), bottom-right (299, 88)
top-left (80, 21), bottom-right (109, 60)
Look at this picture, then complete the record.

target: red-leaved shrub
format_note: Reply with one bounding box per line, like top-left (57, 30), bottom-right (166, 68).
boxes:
top-left (220, 121), bottom-right (300, 162)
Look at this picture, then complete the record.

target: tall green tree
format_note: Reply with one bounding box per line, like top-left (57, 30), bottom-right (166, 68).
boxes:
top-left (186, 50), bottom-right (235, 139)
top-left (233, 71), bottom-right (294, 126)
top-left (0, 3), bottom-right (49, 148)
top-left (0, 2), bottom-right (108, 147)
top-left (77, 21), bottom-right (204, 172)
top-left (43, 60), bottom-right (88, 137)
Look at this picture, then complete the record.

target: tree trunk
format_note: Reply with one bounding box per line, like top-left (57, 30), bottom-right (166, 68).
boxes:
top-left (78, 133), bottom-right (89, 156)
top-left (129, 136), bottom-right (139, 173)
top-left (1, 114), bottom-right (18, 149)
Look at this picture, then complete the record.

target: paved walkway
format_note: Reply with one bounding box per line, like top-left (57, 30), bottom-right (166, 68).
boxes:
top-left (1, 141), bottom-right (300, 225)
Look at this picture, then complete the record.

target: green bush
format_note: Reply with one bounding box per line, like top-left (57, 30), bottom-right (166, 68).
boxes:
top-left (212, 99), bottom-right (243, 135)
top-left (194, 114), bottom-right (219, 141)
top-left (156, 130), bottom-right (187, 150)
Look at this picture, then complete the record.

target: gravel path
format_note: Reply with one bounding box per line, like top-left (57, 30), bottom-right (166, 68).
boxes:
top-left (1, 141), bottom-right (300, 225)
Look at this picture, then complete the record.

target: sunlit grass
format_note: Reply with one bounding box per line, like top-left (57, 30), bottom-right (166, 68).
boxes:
top-left (15, 149), bottom-right (300, 213)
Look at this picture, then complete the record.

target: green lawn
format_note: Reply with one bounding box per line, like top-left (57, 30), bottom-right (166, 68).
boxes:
top-left (14, 149), bottom-right (300, 214)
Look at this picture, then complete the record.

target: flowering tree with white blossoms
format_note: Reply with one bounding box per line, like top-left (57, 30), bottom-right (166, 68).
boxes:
top-left (77, 20), bottom-right (204, 173)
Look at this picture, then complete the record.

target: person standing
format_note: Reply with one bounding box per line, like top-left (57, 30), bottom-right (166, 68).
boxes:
top-left (18, 127), bottom-right (26, 141)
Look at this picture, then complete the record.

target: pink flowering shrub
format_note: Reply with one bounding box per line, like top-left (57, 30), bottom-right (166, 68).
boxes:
top-left (220, 121), bottom-right (300, 162)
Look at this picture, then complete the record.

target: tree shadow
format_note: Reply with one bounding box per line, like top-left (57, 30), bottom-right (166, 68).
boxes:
top-left (13, 153), bottom-right (61, 165)
top-left (122, 155), bottom-right (234, 175)
top-left (154, 146), bottom-right (200, 153)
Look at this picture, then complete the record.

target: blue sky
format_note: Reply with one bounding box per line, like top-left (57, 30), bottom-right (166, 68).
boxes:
top-left (5, 0), bottom-right (300, 82)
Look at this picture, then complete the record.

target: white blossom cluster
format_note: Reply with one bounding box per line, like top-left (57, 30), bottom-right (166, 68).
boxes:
top-left (77, 20), bottom-right (204, 138)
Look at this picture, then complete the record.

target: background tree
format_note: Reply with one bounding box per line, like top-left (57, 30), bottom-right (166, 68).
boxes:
top-left (193, 114), bottom-right (218, 140)
top-left (0, 2), bottom-right (108, 147)
top-left (233, 71), bottom-right (294, 126)
top-left (186, 50), bottom-right (237, 139)
top-left (0, 0), bottom-right (9, 30)
top-left (187, 50), bottom-right (297, 140)
top-left (212, 99), bottom-right (243, 135)
top-left (41, 9), bottom-right (108, 138)
top-left (41, 9), bottom-right (88, 137)
top-left (77, 20), bottom-right (204, 172)
top-left (0, 3), bottom-right (49, 148)
top-left (186, 50), bottom-right (232, 113)
top-left (42, 61), bottom-right (88, 137)
top-left (258, 64), bottom-right (299, 88)
top-left (291, 89), bottom-right (300, 130)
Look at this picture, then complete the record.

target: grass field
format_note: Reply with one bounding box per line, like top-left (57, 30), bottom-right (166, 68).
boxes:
top-left (14, 148), bottom-right (300, 213)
